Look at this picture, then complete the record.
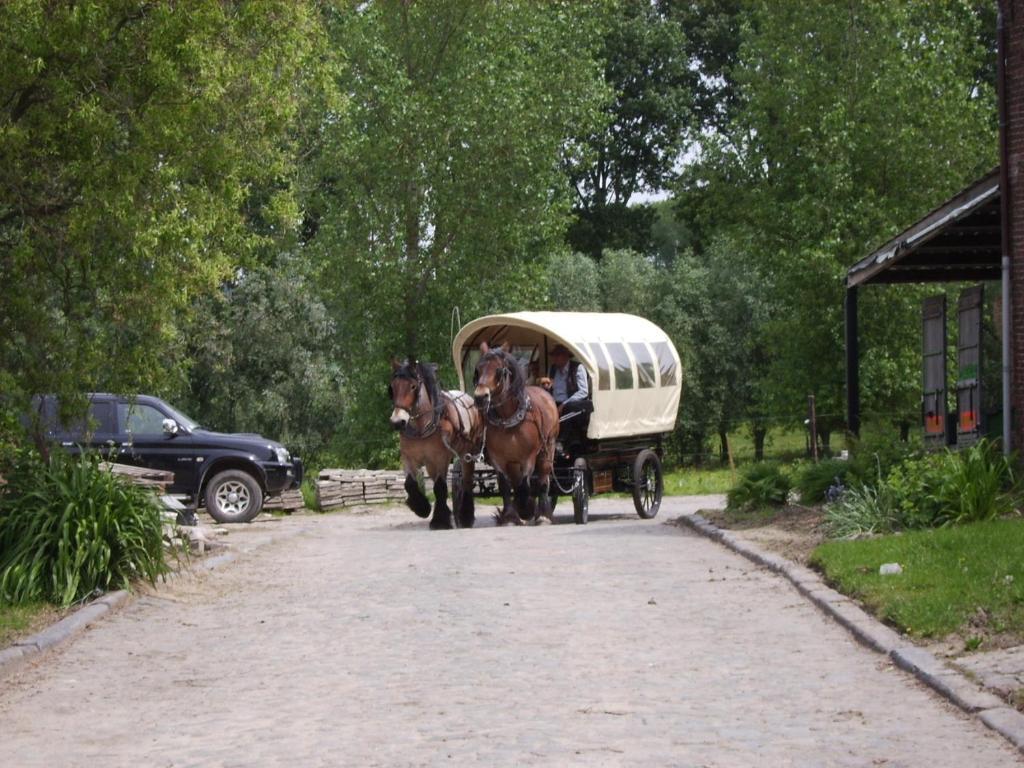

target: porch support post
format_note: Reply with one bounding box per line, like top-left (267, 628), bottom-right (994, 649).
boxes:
top-left (845, 286), bottom-right (861, 438)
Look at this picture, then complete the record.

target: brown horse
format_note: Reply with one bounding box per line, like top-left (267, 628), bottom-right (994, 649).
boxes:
top-left (389, 359), bottom-right (482, 529)
top-left (472, 342), bottom-right (559, 525)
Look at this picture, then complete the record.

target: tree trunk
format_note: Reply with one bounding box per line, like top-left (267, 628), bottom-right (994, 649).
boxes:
top-left (753, 426), bottom-right (767, 461)
top-left (819, 428), bottom-right (831, 456)
top-left (899, 421), bottom-right (910, 442)
top-left (718, 429), bottom-right (729, 466)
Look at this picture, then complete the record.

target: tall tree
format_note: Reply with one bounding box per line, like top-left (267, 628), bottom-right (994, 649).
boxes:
top-left (308, 1), bottom-right (608, 463)
top-left (681, 0), bottom-right (997, 439)
top-left (0, 1), bottom-right (331, 449)
top-left (564, 0), bottom-right (691, 258)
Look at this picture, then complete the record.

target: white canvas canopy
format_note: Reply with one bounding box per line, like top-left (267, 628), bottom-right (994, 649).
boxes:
top-left (452, 311), bottom-right (681, 440)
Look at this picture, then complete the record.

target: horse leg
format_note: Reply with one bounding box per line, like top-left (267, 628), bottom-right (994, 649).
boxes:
top-left (405, 473), bottom-right (431, 518)
top-left (429, 474), bottom-right (453, 530)
top-left (494, 474), bottom-right (512, 526)
top-left (511, 475), bottom-right (530, 526)
top-left (457, 460), bottom-right (475, 529)
top-left (533, 457), bottom-right (555, 525)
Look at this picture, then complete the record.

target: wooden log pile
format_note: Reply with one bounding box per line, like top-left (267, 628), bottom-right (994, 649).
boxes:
top-left (315, 468), bottom-right (407, 510)
top-left (263, 488), bottom-right (305, 513)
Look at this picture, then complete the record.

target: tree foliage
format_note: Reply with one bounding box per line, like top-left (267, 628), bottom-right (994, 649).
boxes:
top-left (681, 0), bottom-right (997, 436)
top-left (182, 256), bottom-right (343, 462)
top-left (565, 0), bottom-right (690, 257)
top-left (0, 1), bottom-right (332, 446)
top-left (308, 0), bottom-right (609, 462)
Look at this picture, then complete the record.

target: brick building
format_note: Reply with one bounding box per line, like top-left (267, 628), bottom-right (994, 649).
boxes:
top-left (1006, 1), bottom-right (1024, 450)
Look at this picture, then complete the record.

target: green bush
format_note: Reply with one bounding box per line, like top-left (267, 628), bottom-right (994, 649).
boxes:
top-left (0, 452), bottom-right (170, 606)
top-left (845, 430), bottom-right (918, 487)
top-left (727, 462), bottom-right (791, 511)
top-left (795, 459), bottom-right (850, 504)
top-left (930, 440), bottom-right (1016, 526)
top-left (882, 453), bottom-right (947, 529)
top-left (825, 439), bottom-right (1017, 538)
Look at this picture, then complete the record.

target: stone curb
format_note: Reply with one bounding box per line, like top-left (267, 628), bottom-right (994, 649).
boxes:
top-left (0, 592), bottom-right (128, 678)
top-left (0, 519), bottom-right (316, 680)
top-left (677, 513), bottom-right (1024, 754)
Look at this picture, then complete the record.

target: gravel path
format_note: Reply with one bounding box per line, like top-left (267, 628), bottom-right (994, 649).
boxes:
top-left (0, 497), bottom-right (1020, 767)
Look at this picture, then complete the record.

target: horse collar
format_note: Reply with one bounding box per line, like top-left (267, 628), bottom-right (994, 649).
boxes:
top-left (487, 391), bottom-right (531, 429)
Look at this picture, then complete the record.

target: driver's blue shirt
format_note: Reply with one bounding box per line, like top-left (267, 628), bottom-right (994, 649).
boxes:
top-left (552, 362), bottom-right (589, 405)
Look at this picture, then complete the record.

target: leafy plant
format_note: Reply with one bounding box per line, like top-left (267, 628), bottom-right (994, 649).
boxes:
top-left (726, 462), bottom-right (791, 511)
top-left (930, 440), bottom-right (1016, 526)
top-left (846, 431), bottom-right (919, 487)
top-left (825, 440), bottom-right (1018, 537)
top-left (882, 453), bottom-right (947, 530)
top-left (795, 459), bottom-right (850, 504)
top-left (823, 481), bottom-right (901, 539)
top-left (0, 452), bottom-right (170, 606)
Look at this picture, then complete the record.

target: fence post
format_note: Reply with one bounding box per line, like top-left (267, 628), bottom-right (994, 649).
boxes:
top-left (808, 394), bottom-right (818, 462)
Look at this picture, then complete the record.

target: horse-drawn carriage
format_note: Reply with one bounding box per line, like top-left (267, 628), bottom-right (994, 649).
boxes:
top-left (450, 311), bottom-right (682, 525)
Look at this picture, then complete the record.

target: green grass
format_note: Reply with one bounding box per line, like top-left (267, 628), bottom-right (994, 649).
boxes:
top-left (726, 426), bottom-right (809, 463)
top-left (664, 467), bottom-right (736, 495)
top-left (810, 518), bottom-right (1024, 640)
top-left (0, 602), bottom-right (59, 648)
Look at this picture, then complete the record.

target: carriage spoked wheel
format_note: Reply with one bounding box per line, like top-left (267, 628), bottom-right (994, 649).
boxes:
top-left (572, 458), bottom-right (589, 525)
top-left (632, 449), bottom-right (663, 519)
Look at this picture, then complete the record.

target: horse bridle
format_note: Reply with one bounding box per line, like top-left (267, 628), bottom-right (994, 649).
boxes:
top-left (390, 373), bottom-right (442, 439)
top-left (477, 357), bottom-right (530, 429)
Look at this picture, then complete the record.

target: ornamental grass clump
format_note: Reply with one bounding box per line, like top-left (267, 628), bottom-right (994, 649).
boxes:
top-left (794, 459), bottom-right (850, 504)
top-left (0, 451), bottom-right (169, 607)
top-left (726, 462), bottom-right (791, 512)
top-left (930, 439), bottom-right (1016, 526)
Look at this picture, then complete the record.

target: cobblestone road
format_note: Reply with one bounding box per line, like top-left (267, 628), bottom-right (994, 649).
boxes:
top-left (1, 497), bottom-right (1021, 767)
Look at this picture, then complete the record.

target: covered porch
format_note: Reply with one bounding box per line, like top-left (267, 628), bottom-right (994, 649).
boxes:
top-left (845, 168), bottom-right (1008, 447)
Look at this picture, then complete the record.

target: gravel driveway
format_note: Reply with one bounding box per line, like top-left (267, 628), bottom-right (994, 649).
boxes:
top-left (0, 497), bottom-right (1020, 767)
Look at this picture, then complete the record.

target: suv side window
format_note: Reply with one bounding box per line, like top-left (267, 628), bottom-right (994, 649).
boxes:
top-left (49, 399), bottom-right (116, 438)
top-left (118, 403), bottom-right (167, 436)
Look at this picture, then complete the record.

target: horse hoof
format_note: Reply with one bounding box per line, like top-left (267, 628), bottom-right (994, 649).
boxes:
top-left (407, 499), bottom-right (431, 519)
top-left (533, 516), bottom-right (551, 526)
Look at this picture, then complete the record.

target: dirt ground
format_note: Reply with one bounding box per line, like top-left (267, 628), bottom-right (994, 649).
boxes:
top-left (1, 499), bottom-right (1021, 767)
top-left (700, 504), bottom-right (827, 564)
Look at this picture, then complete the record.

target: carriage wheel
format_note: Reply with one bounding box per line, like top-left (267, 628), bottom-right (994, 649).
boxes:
top-left (632, 449), bottom-right (663, 519)
top-left (572, 458), bottom-right (589, 525)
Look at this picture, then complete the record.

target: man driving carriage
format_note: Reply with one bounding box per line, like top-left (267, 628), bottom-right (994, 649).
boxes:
top-left (546, 343), bottom-right (592, 450)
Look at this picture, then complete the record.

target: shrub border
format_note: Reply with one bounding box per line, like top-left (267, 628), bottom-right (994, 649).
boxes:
top-left (678, 512), bottom-right (1024, 755)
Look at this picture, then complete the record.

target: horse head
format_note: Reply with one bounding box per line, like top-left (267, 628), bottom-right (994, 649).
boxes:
top-left (388, 358), bottom-right (438, 431)
top-left (473, 341), bottom-right (518, 408)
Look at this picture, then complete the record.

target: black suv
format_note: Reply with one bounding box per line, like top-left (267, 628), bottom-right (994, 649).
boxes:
top-left (34, 394), bottom-right (302, 523)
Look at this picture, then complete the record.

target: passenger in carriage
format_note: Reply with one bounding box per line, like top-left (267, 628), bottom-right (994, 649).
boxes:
top-left (546, 343), bottom-right (591, 450)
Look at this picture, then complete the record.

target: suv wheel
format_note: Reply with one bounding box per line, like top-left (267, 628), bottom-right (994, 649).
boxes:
top-left (204, 470), bottom-right (263, 523)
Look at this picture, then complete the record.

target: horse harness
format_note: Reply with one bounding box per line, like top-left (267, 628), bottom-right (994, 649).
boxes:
top-left (482, 388), bottom-right (556, 465)
top-left (484, 390), bottom-right (532, 429)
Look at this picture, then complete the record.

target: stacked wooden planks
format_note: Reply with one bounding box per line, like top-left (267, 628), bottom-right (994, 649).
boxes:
top-left (100, 462), bottom-right (175, 493)
top-left (263, 488), bottom-right (305, 513)
top-left (315, 468), bottom-right (407, 510)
